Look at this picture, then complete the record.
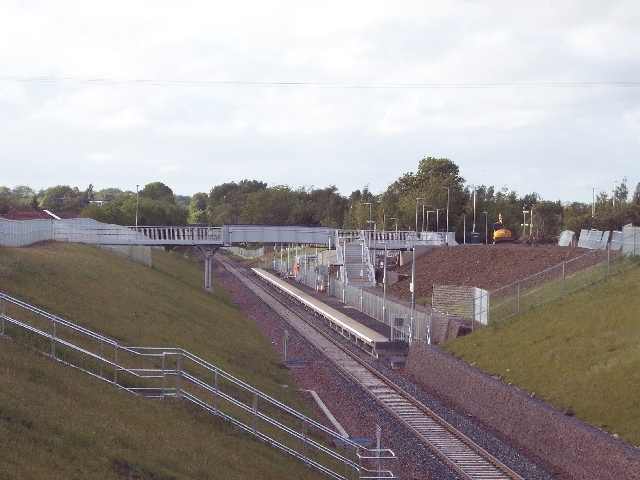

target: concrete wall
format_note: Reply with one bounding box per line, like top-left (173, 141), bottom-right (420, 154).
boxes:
top-left (405, 343), bottom-right (640, 480)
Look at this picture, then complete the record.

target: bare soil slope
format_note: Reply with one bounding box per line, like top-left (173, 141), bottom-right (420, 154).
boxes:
top-left (388, 244), bottom-right (612, 300)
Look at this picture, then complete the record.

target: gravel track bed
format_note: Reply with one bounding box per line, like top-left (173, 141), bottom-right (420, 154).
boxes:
top-left (213, 256), bottom-right (554, 480)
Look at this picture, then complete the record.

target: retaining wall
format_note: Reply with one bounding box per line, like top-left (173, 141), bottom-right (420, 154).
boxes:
top-left (405, 343), bottom-right (640, 480)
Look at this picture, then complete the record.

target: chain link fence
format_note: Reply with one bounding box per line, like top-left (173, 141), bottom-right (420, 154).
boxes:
top-left (272, 259), bottom-right (431, 344)
top-left (489, 247), bottom-right (639, 324)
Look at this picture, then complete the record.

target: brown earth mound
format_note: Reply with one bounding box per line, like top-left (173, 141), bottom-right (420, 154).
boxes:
top-left (387, 244), bottom-right (613, 301)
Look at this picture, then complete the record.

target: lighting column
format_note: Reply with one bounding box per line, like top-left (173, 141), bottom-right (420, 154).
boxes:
top-left (135, 184), bottom-right (139, 228)
top-left (483, 211), bottom-right (488, 244)
top-left (415, 197), bottom-right (425, 232)
top-left (443, 187), bottom-right (450, 237)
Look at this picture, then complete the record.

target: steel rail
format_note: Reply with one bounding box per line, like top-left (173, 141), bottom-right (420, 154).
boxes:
top-left (217, 254), bottom-right (524, 480)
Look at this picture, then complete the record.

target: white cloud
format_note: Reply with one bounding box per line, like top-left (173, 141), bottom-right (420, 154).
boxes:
top-left (0, 1), bottom-right (639, 203)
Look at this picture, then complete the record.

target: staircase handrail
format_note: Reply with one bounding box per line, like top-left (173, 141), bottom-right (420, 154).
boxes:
top-left (0, 291), bottom-right (397, 479)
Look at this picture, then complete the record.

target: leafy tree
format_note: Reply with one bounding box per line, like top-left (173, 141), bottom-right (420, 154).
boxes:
top-left (78, 203), bottom-right (109, 223)
top-left (633, 182), bottom-right (640, 205)
top-left (614, 177), bottom-right (629, 205)
top-left (139, 182), bottom-right (176, 204)
top-left (380, 157), bottom-right (466, 232)
top-left (308, 186), bottom-right (348, 227)
top-left (240, 186), bottom-right (297, 225)
top-left (189, 192), bottom-right (209, 224)
top-left (175, 195), bottom-right (190, 209)
top-left (11, 185), bottom-right (35, 199)
top-left (95, 187), bottom-right (126, 200)
top-left (41, 185), bottom-right (83, 213)
top-left (207, 179), bottom-right (267, 225)
top-left (531, 200), bottom-right (563, 243)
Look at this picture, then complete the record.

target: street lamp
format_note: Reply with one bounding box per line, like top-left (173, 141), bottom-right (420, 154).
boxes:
top-left (425, 210), bottom-right (434, 234)
top-left (390, 217), bottom-right (398, 232)
top-left (523, 205), bottom-right (529, 237)
top-left (588, 187), bottom-right (599, 217)
top-left (363, 202), bottom-right (372, 229)
top-left (443, 187), bottom-right (450, 234)
top-left (380, 242), bottom-right (388, 325)
top-left (135, 184), bottom-right (139, 228)
top-left (436, 208), bottom-right (443, 231)
top-left (422, 204), bottom-right (435, 232)
top-left (483, 211), bottom-right (488, 244)
top-left (415, 197), bottom-right (425, 232)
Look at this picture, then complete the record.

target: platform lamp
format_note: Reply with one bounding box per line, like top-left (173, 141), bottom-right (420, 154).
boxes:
top-left (390, 217), bottom-right (398, 232)
top-left (443, 187), bottom-right (450, 237)
top-left (135, 184), bottom-right (139, 228)
top-left (415, 197), bottom-right (425, 232)
top-left (422, 204), bottom-right (435, 233)
top-left (380, 242), bottom-right (388, 325)
top-left (483, 211), bottom-right (488, 244)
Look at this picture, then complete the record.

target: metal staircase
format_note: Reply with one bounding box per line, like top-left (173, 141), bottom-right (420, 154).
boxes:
top-left (337, 230), bottom-right (376, 288)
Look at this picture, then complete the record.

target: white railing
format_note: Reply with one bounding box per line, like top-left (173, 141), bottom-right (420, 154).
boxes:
top-left (0, 292), bottom-right (397, 479)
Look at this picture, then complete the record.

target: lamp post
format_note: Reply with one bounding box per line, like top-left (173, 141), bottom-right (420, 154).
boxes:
top-left (483, 211), bottom-right (488, 244)
top-left (135, 184), bottom-right (139, 228)
top-left (523, 205), bottom-right (529, 237)
top-left (363, 202), bottom-right (372, 229)
top-left (415, 197), bottom-right (425, 232)
top-left (588, 187), bottom-right (599, 217)
top-left (472, 187), bottom-right (476, 233)
top-left (390, 217), bottom-right (398, 233)
top-left (422, 204), bottom-right (435, 232)
top-left (443, 187), bottom-right (450, 234)
top-left (381, 242), bottom-right (388, 325)
top-left (436, 208), bottom-right (443, 231)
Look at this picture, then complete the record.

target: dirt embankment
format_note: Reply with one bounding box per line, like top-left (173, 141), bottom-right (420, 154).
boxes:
top-left (387, 244), bottom-right (612, 300)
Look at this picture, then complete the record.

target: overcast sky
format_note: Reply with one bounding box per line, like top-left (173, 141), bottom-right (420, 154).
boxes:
top-left (1, 1), bottom-right (639, 204)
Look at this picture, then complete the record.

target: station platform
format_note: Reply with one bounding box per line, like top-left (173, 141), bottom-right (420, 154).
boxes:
top-left (254, 268), bottom-right (409, 363)
top-left (278, 273), bottom-right (392, 340)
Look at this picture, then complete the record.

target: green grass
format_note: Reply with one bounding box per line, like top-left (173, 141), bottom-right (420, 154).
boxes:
top-left (488, 254), bottom-right (639, 324)
top-left (0, 242), bottom-right (333, 479)
top-left (442, 262), bottom-right (640, 447)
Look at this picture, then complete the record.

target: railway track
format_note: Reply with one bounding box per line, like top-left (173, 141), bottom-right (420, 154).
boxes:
top-left (216, 254), bottom-right (524, 480)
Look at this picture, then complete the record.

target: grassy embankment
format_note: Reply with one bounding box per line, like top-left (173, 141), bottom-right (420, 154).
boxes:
top-left (0, 242), bottom-right (331, 480)
top-left (442, 262), bottom-right (640, 447)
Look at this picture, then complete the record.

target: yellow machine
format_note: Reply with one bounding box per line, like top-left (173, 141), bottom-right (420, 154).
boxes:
top-left (493, 214), bottom-right (514, 243)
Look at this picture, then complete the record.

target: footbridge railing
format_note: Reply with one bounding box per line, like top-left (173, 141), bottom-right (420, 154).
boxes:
top-left (0, 292), bottom-right (397, 480)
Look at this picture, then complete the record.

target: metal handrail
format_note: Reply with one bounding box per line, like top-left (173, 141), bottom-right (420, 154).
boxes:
top-left (0, 292), bottom-right (397, 479)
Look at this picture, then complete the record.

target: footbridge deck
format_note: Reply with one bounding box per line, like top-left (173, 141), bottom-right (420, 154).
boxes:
top-left (0, 218), bottom-right (454, 249)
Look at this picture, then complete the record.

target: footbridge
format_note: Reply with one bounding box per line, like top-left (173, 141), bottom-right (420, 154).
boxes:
top-left (0, 218), bottom-right (456, 289)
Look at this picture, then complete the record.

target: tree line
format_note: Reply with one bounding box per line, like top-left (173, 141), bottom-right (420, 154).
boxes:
top-left (2, 157), bottom-right (639, 244)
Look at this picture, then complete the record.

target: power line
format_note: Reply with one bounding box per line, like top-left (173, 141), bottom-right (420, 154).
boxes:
top-left (1, 75), bottom-right (639, 89)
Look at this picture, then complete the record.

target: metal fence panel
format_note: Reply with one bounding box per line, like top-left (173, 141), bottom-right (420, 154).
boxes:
top-left (489, 250), bottom-right (639, 324)
top-left (0, 218), bottom-right (53, 246)
top-left (623, 225), bottom-right (640, 255)
top-left (558, 230), bottom-right (575, 247)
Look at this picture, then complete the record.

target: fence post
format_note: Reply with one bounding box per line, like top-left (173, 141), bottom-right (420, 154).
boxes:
top-left (253, 392), bottom-right (258, 433)
top-left (517, 279), bottom-right (521, 315)
top-left (607, 244), bottom-right (610, 277)
top-left (114, 345), bottom-right (118, 385)
top-left (214, 371), bottom-right (218, 413)
top-left (176, 353), bottom-right (181, 398)
top-left (302, 419), bottom-right (308, 461)
top-left (99, 340), bottom-right (104, 378)
top-left (1, 296), bottom-right (4, 336)
top-left (162, 353), bottom-right (166, 398)
top-left (51, 319), bottom-right (56, 358)
top-left (562, 261), bottom-right (566, 296)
